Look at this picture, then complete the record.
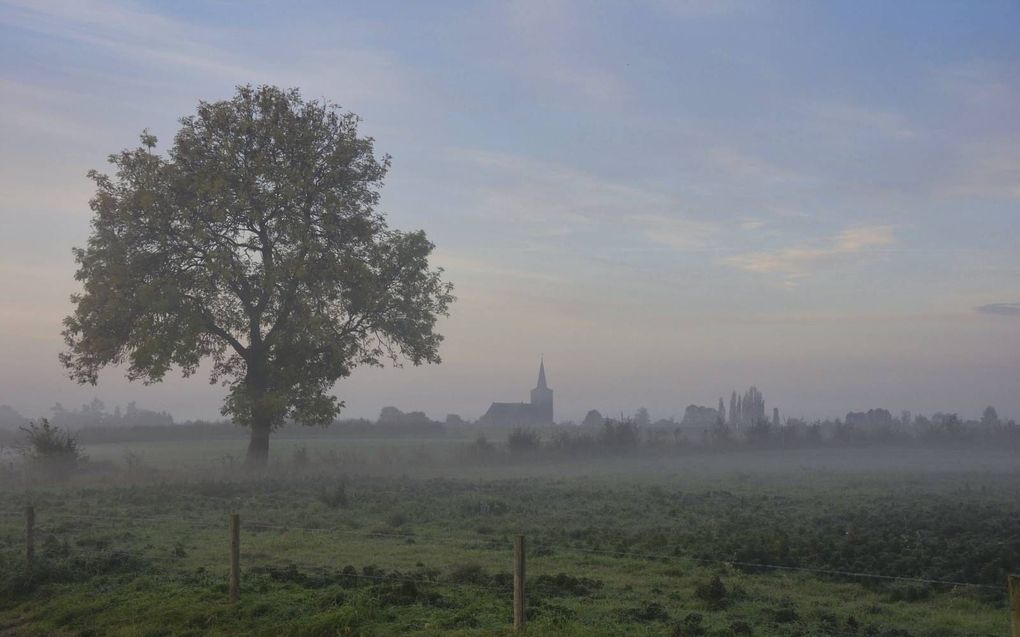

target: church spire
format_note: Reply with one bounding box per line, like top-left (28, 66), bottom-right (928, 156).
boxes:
top-left (536, 357), bottom-right (547, 390)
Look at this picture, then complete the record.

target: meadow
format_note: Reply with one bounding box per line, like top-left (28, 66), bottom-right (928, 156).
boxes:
top-left (0, 433), bottom-right (1016, 637)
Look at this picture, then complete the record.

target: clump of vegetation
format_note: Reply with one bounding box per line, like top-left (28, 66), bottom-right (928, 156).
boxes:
top-left (694, 575), bottom-right (729, 610)
top-left (669, 613), bottom-right (706, 637)
top-left (599, 418), bottom-right (640, 449)
top-left (507, 426), bottom-right (540, 454)
top-left (19, 419), bottom-right (84, 480)
top-left (316, 480), bottom-right (349, 508)
top-left (764, 603), bottom-right (800, 624)
top-left (615, 601), bottom-right (669, 623)
top-left (386, 512), bottom-right (409, 528)
top-left (447, 562), bottom-right (490, 585)
top-left (531, 573), bottom-right (603, 597)
top-left (468, 434), bottom-right (496, 458)
top-left (548, 428), bottom-right (597, 454)
top-left (887, 583), bottom-right (933, 602)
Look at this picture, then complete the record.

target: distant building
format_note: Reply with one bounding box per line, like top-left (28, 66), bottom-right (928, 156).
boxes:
top-left (479, 359), bottom-right (553, 426)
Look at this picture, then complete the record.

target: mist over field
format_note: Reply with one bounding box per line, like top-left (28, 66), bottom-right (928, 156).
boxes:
top-left (2, 1), bottom-right (1019, 636)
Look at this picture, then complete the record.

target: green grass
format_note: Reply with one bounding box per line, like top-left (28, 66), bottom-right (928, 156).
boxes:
top-left (0, 440), bottom-right (1015, 636)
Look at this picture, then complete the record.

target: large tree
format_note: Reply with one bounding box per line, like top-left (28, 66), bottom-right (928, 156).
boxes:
top-left (61, 85), bottom-right (454, 466)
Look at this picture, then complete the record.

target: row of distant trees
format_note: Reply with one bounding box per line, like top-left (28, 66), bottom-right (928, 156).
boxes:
top-left (3, 399), bottom-right (1014, 436)
top-left (485, 408), bottom-right (1020, 458)
top-left (0, 400), bottom-right (172, 430)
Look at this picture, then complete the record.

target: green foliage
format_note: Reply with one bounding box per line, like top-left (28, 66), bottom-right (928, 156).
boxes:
top-left (467, 434), bottom-right (495, 458)
top-left (507, 426), bottom-right (540, 454)
top-left (615, 601), bottom-right (669, 622)
top-left (599, 418), bottom-right (640, 449)
top-left (61, 85), bottom-right (453, 464)
top-left (669, 613), bottom-right (706, 637)
top-left (19, 419), bottom-right (83, 479)
top-left (531, 573), bottom-right (603, 597)
top-left (0, 448), bottom-right (1013, 636)
top-left (315, 480), bottom-right (348, 509)
top-left (694, 575), bottom-right (729, 610)
top-left (548, 428), bottom-right (597, 454)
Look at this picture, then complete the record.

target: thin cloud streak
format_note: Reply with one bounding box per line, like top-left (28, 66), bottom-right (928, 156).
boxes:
top-left (725, 225), bottom-right (897, 282)
top-left (975, 303), bottom-right (1020, 317)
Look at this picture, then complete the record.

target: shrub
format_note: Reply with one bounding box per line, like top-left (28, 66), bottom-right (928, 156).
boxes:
top-left (731, 621), bottom-right (753, 635)
top-left (694, 575), bottom-right (728, 610)
top-left (469, 434), bottom-right (495, 457)
top-left (530, 573), bottom-right (602, 597)
top-left (599, 419), bottom-right (640, 449)
top-left (19, 419), bottom-right (83, 479)
top-left (507, 427), bottom-right (540, 454)
top-left (317, 481), bottom-right (349, 508)
top-left (615, 601), bottom-right (669, 623)
top-left (548, 429), bottom-right (596, 454)
top-left (669, 613), bottom-right (706, 637)
top-left (447, 562), bottom-right (489, 585)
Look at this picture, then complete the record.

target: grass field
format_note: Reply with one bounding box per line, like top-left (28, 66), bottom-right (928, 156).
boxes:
top-left (0, 437), bottom-right (1016, 636)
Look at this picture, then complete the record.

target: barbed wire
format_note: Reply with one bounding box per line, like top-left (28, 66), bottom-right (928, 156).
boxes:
top-left (534, 544), bottom-right (1005, 591)
top-left (3, 509), bottom-right (1009, 593)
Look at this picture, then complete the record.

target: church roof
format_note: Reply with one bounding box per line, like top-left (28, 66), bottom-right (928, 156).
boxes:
top-left (536, 358), bottom-right (548, 390)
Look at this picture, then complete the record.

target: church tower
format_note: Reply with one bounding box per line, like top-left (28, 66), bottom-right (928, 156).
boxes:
top-left (529, 358), bottom-right (554, 424)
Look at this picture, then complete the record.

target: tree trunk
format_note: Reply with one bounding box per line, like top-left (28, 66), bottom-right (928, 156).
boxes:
top-left (244, 363), bottom-right (272, 468)
top-left (245, 421), bottom-right (271, 468)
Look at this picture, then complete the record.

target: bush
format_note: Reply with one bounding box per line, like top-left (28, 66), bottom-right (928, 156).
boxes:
top-left (447, 562), bottom-right (489, 585)
top-left (615, 601), bottom-right (669, 623)
top-left (317, 480), bottom-right (349, 508)
top-left (599, 419), bottom-right (640, 449)
top-left (468, 434), bottom-right (495, 457)
top-left (507, 427), bottom-right (540, 454)
top-left (548, 429), bottom-right (596, 454)
top-left (19, 419), bottom-right (83, 480)
top-left (530, 573), bottom-right (602, 597)
top-left (694, 575), bottom-right (728, 610)
top-left (669, 613), bottom-right (705, 637)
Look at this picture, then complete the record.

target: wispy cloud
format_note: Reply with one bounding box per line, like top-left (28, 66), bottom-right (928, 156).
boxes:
top-left (726, 225), bottom-right (897, 283)
top-left (448, 148), bottom-right (723, 251)
top-left (708, 147), bottom-right (805, 185)
top-left (975, 302), bottom-right (1020, 317)
top-left (432, 251), bottom-right (565, 285)
top-left (636, 214), bottom-right (721, 251)
top-left (0, 0), bottom-right (422, 109)
top-left (0, 0), bottom-right (258, 78)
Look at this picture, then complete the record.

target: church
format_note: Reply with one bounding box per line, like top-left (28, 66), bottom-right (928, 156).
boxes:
top-left (478, 359), bottom-right (553, 426)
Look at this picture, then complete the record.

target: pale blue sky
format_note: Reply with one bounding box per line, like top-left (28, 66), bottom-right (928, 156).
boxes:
top-left (1, 0), bottom-right (1018, 422)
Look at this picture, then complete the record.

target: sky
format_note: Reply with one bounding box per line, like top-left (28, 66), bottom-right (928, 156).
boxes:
top-left (1, 0), bottom-right (1018, 424)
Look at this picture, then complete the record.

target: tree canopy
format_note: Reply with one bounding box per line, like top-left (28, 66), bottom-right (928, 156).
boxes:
top-left (61, 85), bottom-right (454, 465)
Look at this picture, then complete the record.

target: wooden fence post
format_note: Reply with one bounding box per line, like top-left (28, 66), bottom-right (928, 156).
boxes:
top-left (25, 505), bottom-right (34, 573)
top-left (229, 513), bottom-right (240, 604)
top-left (1009, 574), bottom-right (1020, 637)
top-left (513, 534), bottom-right (525, 630)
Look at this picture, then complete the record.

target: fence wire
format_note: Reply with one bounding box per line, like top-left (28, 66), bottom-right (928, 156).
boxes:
top-left (2, 509), bottom-right (1008, 591)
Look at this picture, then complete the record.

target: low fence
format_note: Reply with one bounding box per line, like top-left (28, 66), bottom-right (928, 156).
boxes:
top-left (11, 505), bottom-right (1017, 635)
